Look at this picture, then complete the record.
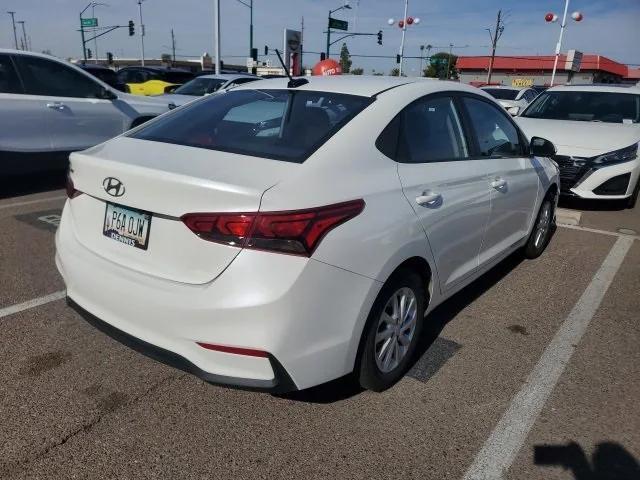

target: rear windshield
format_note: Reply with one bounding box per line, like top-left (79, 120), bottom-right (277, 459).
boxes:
top-left (130, 89), bottom-right (373, 163)
top-left (522, 91), bottom-right (640, 123)
top-left (482, 88), bottom-right (519, 100)
top-left (173, 77), bottom-right (226, 96)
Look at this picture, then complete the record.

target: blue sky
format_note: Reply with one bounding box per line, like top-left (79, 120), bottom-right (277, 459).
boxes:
top-left (3, 0), bottom-right (639, 74)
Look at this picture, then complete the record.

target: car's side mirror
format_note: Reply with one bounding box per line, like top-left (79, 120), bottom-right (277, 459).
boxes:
top-left (507, 106), bottom-right (520, 116)
top-left (98, 86), bottom-right (118, 100)
top-left (530, 136), bottom-right (556, 157)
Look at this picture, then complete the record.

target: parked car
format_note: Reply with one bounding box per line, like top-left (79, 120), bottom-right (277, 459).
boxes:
top-left (530, 85), bottom-right (549, 96)
top-left (76, 63), bottom-right (127, 92)
top-left (517, 84), bottom-right (640, 207)
top-left (0, 49), bottom-right (171, 175)
top-left (481, 85), bottom-right (538, 116)
top-left (162, 73), bottom-right (261, 109)
top-left (57, 76), bottom-right (559, 393)
top-left (115, 66), bottom-right (194, 96)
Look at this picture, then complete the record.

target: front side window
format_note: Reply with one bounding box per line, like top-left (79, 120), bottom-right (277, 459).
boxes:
top-left (522, 91), bottom-right (640, 123)
top-left (130, 89), bottom-right (372, 163)
top-left (0, 54), bottom-right (22, 94)
top-left (173, 77), bottom-right (226, 96)
top-left (15, 56), bottom-right (103, 98)
top-left (463, 97), bottom-right (523, 157)
top-left (397, 96), bottom-right (469, 163)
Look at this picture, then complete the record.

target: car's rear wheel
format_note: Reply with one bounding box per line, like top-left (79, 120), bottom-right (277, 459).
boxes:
top-left (523, 194), bottom-right (555, 259)
top-left (357, 269), bottom-right (426, 392)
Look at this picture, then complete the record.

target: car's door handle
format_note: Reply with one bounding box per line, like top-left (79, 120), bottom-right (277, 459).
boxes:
top-left (46, 102), bottom-right (66, 110)
top-left (490, 178), bottom-right (507, 190)
top-left (415, 192), bottom-right (442, 206)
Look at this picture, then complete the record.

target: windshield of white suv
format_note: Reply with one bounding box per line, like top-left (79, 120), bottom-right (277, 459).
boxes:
top-left (173, 77), bottom-right (227, 96)
top-left (130, 89), bottom-right (373, 163)
top-left (522, 91), bottom-right (640, 123)
top-left (482, 88), bottom-right (519, 100)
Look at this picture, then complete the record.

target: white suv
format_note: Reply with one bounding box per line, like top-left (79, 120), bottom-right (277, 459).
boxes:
top-left (0, 49), bottom-right (170, 176)
top-left (516, 84), bottom-right (640, 208)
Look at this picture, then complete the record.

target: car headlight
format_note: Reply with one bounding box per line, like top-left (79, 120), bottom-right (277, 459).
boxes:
top-left (592, 143), bottom-right (639, 166)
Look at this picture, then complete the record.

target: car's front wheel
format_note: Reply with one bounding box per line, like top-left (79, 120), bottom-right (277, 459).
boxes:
top-left (523, 194), bottom-right (556, 259)
top-left (357, 269), bottom-right (426, 392)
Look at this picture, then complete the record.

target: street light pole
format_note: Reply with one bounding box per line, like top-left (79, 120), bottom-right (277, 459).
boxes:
top-left (235, 0), bottom-right (254, 58)
top-left (550, 0), bottom-right (570, 86)
top-left (214, 0), bottom-right (221, 74)
top-left (398, 0), bottom-right (409, 76)
top-left (17, 21), bottom-right (28, 51)
top-left (7, 11), bottom-right (19, 50)
top-left (79, 3), bottom-right (93, 61)
top-left (137, 0), bottom-right (146, 66)
top-left (327, 4), bottom-right (351, 58)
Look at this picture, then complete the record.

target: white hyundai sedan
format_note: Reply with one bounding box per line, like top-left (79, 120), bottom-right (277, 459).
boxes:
top-left (56, 76), bottom-right (559, 393)
top-left (516, 84), bottom-right (640, 208)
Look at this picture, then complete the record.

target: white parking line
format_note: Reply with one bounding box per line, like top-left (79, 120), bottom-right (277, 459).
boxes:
top-left (0, 195), bottom-right (66, 212)
top-left (0, 290), bottom-right (66, 320)
top-left (559, 223), bottom-right (640, 240)
top-left (463, 235), bottom-right (634, 480)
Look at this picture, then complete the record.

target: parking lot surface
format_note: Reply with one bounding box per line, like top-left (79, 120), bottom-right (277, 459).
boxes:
top-left (1, 177), bottom-right (638, 479)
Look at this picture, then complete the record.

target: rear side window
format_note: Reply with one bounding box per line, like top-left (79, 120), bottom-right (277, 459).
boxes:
top-left (161, 71), bottom-right (194, 84)
top-left (131, 89), bottom-right (372, 163)
top-left (397, 96), bottom-right (469, 163)
top-left (482, 88), bottom-right (519, 100)
top-left (462, 97), bottom-right (523, 157)
top-left (0, 55), bottom-right (22, 94)
top-left (15, 56), bottom-right (102, 98)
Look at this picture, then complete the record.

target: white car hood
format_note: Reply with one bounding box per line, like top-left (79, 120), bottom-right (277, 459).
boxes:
top-left (516, 117), bottom-right (640, 157)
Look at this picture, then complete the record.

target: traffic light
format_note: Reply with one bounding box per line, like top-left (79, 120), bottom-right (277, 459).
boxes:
top-left (87, 48), bottom-right (92, 59)
top-left (377, 30), bottom-right (383, 45)
top-left (396, 54), bottom-right (401, 63)
top-left (107, 52), bottom-right (114, 64)
top-left (320, 52), bottom-right (326, 61)
top-left (264, 45), bottom-right (269, 56)
top-left (128, 20), bottom-right (135, 36)
top-left (251, 48), bottom-right (258, 61)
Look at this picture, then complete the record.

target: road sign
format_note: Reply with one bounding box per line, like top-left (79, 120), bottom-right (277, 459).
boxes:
top-left (328, 17), bottom-right (348, 31)
top-left (81, 18), bottom-right (98, 27)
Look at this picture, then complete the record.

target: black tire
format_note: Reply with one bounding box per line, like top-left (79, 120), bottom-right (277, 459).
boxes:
top-left (627, 177), bottom-right (640, 209)
top-left (523, 194), bottom-right (556, 259)
top-left (356, 269), bottom-right (426, 392)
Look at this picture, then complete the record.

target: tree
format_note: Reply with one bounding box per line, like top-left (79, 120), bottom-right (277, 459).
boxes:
top-left (351, 67), bottom-right (364, 75)
top-left (425, 51), bottom-right (458, 80)
top-left (339, 43), bottom-right (352, 74)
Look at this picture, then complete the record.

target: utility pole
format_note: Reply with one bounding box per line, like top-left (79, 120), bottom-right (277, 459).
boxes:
top-left (214, 0), bottom-right (221, 74)
top-left (171, 28), bottom-right (176, 63)
top-left (300, 16), bottom-right (304, 73)
top-left (7, 11), bottom-right (19, 50)
top-left (550, 0), bottom-right (570, 86)
top-left (79, 3), bottom-right (92, 61)
top-left (446, 43), bottom-right (453, 79)
top-left (486, 9), bottom-right (504, 84)
top-left (398, 0), bottom-right (409, 76)
top-left (137, 0), bottom-right (146, 66)
top-left (17, 20), bottom-right (28, 51)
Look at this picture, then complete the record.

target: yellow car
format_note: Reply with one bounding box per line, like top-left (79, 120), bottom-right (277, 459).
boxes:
top-left (115, 67), bottom-right (195, 96)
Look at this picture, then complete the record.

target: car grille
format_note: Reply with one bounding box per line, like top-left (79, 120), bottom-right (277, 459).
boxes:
top-left (553, 155), bottom-right (591, 192)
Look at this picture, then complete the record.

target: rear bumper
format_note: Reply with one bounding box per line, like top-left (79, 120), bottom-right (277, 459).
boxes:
top-left (66, 297), bottom-right (296, 393)
top-left (55, 204), bottom-right (381, 391)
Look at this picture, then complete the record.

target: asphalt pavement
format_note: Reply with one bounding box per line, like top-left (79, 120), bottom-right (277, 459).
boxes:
top-left (0, 175), bottom-right (638, 479)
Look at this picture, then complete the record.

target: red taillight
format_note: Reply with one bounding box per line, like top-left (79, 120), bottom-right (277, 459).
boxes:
top-left (65, 174), bottom-right (82, 199)
top-left (181, 199), bottom-right (365, 256)
top-left (196, 342), bottom-right (269, 358)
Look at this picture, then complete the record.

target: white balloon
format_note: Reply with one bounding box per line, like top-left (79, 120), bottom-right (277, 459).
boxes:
top-left (387, 18), bottom-right (395, 25)
top-left (413, 17), bottom-right (420, 24)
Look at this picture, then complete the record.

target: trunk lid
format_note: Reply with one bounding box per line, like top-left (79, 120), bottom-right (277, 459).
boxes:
top-left (68, 137), bottom-right (295, 284)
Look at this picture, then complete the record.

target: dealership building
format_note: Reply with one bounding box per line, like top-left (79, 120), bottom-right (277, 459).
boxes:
top-left (456, 53), bottom-right (637, 86)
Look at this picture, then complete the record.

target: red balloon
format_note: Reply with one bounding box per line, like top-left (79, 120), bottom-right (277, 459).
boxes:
top-left (312, 59), bottom-right (342, 76)
top-left (406, 16), bottom-right (414, 25)
top-left (545, 12), bottom-right (555, 22)
top-left (398, 20), bottom-right (404, 28)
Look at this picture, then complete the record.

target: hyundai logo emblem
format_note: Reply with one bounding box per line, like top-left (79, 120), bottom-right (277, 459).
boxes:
top-left (103, 177), bottom-right (125, 197)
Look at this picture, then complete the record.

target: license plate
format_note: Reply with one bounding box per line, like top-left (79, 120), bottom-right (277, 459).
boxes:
top-left (103, 202), bottom-right (152, 250)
